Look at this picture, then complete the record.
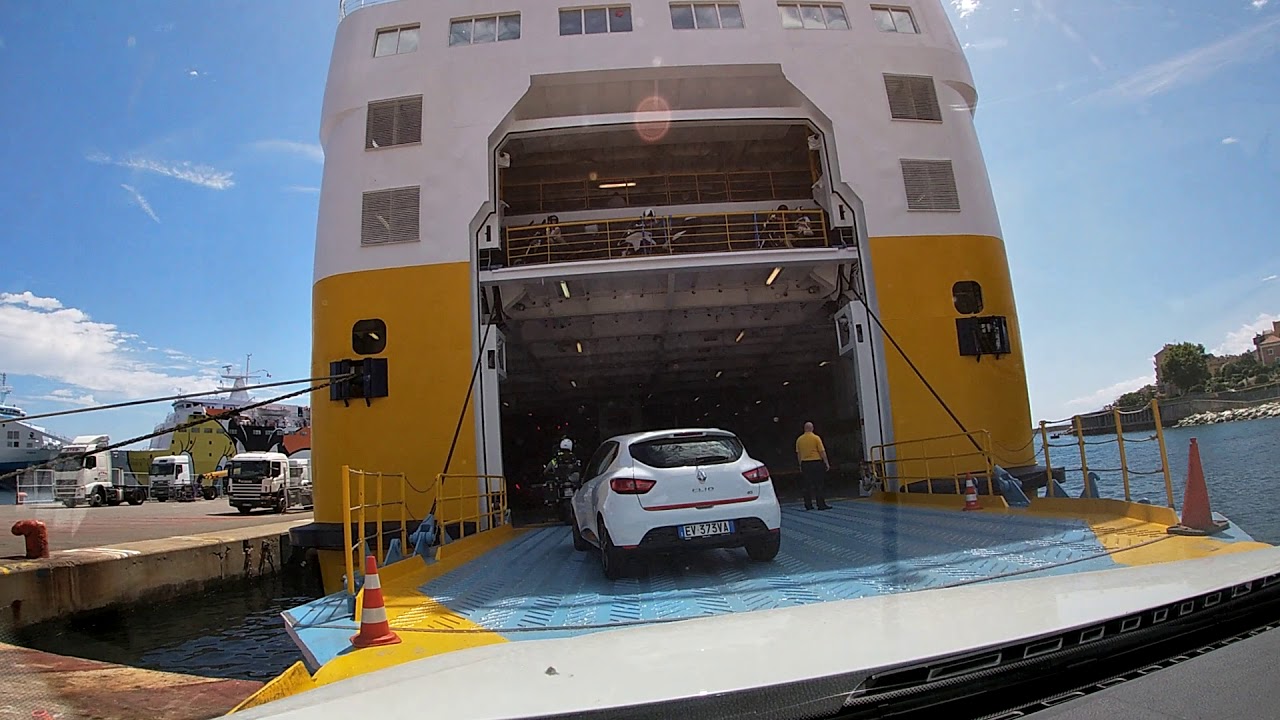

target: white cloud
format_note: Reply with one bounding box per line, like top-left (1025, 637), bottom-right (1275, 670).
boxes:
top-left (0, 292), bottom-right (223, 399)
top-left (952, 0), bottom-right (982, 18)
top-left (251, 140), bottom-right (324, 163)
top-left (1066, 374), bottom-right (1156, 411)
top-left (127, 36), bottom-right (136, 48)
top-left (36, 390), bottom-right (99, 407)
top-left (1214, 313), bottom-right (1280, 355)
top-left (1, 292), bottom-right (63, 311)
top-left (1100, 15), bottom-right (1280, 100)
top-left (284, 185), bottom-right (321, 194)
top-left (1264, 274), bottom-right (1278, 282)
top-left (1254, 0), bottom-right (1270, 9)
top-left (88, 152), bottom-right (234, 191)
top-left (1222, 136), bottom-right (1240, 144)
top-left (120, 184), bottom-right (160, 223)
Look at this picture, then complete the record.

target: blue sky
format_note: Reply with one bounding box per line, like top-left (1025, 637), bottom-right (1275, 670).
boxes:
top-left (0, 0), bottom-right (1277, 443)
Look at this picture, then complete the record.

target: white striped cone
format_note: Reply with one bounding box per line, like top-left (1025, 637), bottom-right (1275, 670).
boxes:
top-left (350, 554), bottom-right (401, 648)
top-left (962, 476), bottom-right (982, 511)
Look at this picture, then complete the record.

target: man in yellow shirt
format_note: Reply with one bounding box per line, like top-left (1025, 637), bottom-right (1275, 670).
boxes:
top-left (795, 422), bottom-right (832, 511)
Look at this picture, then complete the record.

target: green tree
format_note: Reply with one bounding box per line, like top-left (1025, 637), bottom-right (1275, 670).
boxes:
top-left (1160, 342), bottom-right (1210, 395)
top-left (1112, 385), bottom-right (1157, 410)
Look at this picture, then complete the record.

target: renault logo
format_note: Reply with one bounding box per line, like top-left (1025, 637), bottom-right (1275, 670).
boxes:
top-left (696, 469), bottom-right (707, 483)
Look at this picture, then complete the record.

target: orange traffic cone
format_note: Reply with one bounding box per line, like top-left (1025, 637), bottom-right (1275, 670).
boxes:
top-left (1168, 438), bottom-right (1229, 536)
top-left (350, 554), bottom-right (401, 648)
top-left (962, 475), bottom-right (982, 511)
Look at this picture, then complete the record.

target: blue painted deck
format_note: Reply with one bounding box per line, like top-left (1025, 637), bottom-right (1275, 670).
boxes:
top-left (285, 500), bottom-right (1154, 669)
top-left (420, 501), bottom-right (1119, 640)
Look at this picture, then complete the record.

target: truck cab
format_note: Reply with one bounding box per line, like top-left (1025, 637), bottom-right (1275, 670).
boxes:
top-left (228, 451), bottom-right (312, 514)
top-left (52, 435), bottom-right (146, 508)
top-left (148, 453), bottom-right (200, 502)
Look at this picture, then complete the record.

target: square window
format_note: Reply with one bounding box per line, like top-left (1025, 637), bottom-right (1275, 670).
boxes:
top-left (872, 5), bottom-right (918, 33)
top-left (780, 4), bottom-right (803, 28)
top-left (670, 4), bottom-right (695, 28)
top-left (498, 14), bottom-right (522, 40)
top-left (560, 9), bottom-right (584, 34)
top-left (610, 6), bottom-right (633, 31)
top-left (694, 4), bottom-right (720, 28)
top-left (584, 7), bottom-right (608, 33)
top-left (473, 16), bottom-right (497, 43)
top-left (449, 19), bottom-right (473, 46)
top-left (779, 4), bottom-right (849, 30)
top-left (450, 14), bottom-right (520, 46)
top-left (824, 5), bottom-right (849, 28)
top-left (374, 25), bottom-right (421, 57)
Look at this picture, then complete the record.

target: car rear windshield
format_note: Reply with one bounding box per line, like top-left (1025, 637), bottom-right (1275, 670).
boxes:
top-left (630, 435), bottom-right (743, 468)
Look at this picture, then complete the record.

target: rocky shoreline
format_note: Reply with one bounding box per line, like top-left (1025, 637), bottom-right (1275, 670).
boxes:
top-left (1175, 401), bottom-right (1280, 428)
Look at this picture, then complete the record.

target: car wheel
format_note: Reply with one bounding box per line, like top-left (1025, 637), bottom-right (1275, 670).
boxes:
top-left (90, 489), bottom-right (105, 508)
top-left (598, 521), bottom-right (628, 580)
top-left (746, 532), bottom-right (781, 562)
top-left (570, 514), bottom-right (590, 552)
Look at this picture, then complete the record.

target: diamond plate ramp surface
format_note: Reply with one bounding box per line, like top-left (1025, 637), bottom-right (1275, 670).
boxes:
top-left (415, 502), bottom-right (1119, 641)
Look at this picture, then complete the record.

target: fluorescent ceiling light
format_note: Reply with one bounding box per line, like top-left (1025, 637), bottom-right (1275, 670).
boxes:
top-left (819, 360), bottom-right (830, 367)
top-left (715, 370), bottom-right (723, 378)
top-left (559, 281), bottom-right (571, 298)
top-left (735, 330), bottom-right (745, 343)
top-left (766, 267), bottom-right (782, 286)
top-left (598, 181), bottom-right (637, 189)
top-left (570, 380), bottom-right (578, 388)
top-left (575, 341), bottom-right (583, 354)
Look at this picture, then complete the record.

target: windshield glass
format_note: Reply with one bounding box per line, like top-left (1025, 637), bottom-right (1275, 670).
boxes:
top-left (149, 463), bottom-right (176, 476)
top-left (631, 435), bottom-right (743, 468)
top-left (228, 461), bottom-right (269, 479)
top-left (52, 456), bottom-right (82, 473)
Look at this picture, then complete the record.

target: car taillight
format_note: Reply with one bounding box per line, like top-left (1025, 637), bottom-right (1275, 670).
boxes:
top-left (743, 466), bottom-right (771, 483)
top-left (610, 478), bottom-right (656, 494)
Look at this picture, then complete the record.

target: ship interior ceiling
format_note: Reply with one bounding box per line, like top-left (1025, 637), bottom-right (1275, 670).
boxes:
top-left (498, 121), bottom-right (819, 219)
top-left (489, 262), bottom-right (866, 492)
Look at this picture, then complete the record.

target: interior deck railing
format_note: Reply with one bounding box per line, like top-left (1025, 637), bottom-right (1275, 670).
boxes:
top-left (502, 169), bottom-right (816, 216)
top-left (502, 208), bottom-right (832, 267)
top-left (435, 473), bottom-right (509, 541)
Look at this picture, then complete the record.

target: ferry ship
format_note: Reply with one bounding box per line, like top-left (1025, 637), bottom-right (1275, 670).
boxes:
top-left (0, 373), bottom-right (63, 476)
top-left (249, 2), bottom-right (1280, 717)
top-left (126, 358), bottom-right (312, 477)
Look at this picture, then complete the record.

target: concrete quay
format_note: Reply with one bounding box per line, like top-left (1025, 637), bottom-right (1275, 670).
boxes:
top-left (0, 641), bottom-right (262, 720)
top-left (2, 501), bottom-right (313, 629)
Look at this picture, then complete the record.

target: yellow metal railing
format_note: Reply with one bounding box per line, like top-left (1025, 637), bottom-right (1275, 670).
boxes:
top-left (869, 430), bottom-right (996, 496)
top-left (340, 465), bottom-right (409, 596)
top-left (436, 473), bottom-right (508, 541)
top-left (502, 169), bottom-right (816, 216)
top-left (503, 208), bottom-right (830, 267)
top-left (1037, 398), bottom-right (1175, 506)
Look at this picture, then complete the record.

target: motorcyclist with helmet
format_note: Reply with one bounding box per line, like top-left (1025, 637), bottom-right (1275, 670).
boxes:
top-left (543, 437), bottom-right (583, 524)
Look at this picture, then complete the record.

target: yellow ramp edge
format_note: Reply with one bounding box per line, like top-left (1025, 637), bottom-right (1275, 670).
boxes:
top-left (230, 661), bottom-right (314, 714)
top-left (870, 490), bottom-right (1011, 511)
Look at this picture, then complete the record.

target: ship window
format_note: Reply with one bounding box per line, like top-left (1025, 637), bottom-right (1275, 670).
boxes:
top-left (957, 316), bottom-right (1011, 359)
top-left (373, 24), bottom-right (420, 57)
top-left (560, 6), bottom-right (633, 35)
top-left (450, 14), bottom-right (521, 46)
top-left (871, 5), bottom-right (917, 33)
top-left (361, 186), bottom-right (420, 246)
top-left (779, 4), bottom-right (849, 29)
top-left (884, 74), bottom-right (942, 121)
top-left (900, 159), bottom-right (959, 211)
top-left (670, 3), bottom-right (743, 29)
top-left (352, 319), bottom-right (388, 355)
top-left (952, 281), bottom-right (983, 315)
top-left (5, 431), bottom-right (16, 440)
top-left (366, 96), bottom-right (423, 149)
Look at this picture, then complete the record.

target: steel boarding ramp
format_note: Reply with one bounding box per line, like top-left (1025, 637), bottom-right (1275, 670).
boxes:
top-left (286, 500), bottom-right (1256, 669)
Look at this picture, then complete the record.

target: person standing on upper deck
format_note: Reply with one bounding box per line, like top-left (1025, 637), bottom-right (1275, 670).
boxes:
top-left (795, 422), bottom-right (832, 511)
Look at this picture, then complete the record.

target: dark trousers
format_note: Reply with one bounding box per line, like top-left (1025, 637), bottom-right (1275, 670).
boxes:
top-left (801, 460), bottom-right (828, 509)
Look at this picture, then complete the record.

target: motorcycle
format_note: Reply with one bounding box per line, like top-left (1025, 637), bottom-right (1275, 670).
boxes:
top-left (543, 468), bottom-right (581, 525)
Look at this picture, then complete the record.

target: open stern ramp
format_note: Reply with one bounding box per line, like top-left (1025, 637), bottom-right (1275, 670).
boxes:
top-left (281, 498), bottom-right (1268, 682)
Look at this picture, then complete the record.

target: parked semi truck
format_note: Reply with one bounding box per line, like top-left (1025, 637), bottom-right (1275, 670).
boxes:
top-left (52, 435), bottom-right (147, 507)
top-left (227, 451), bottom-right (313, 514)
top-left (147, 453), bottom-right (216, 501)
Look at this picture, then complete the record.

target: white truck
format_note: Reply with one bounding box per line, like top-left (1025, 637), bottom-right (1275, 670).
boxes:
top-left (227, 451), bottom-right (313, 514)
top-left (52, 435), bottom-right (147, 508)
top-left (148, 453), bottom-right (214, 502)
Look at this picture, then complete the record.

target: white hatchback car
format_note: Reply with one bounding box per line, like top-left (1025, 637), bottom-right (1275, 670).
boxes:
top-left (570, 428), bottom-right (782, 579)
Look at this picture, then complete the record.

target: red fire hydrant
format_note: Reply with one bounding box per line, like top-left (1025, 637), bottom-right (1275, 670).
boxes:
top-left (11, 520), bottom-right (49, 559)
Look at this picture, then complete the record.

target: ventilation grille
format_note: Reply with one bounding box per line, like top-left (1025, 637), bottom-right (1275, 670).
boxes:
top-left (884, 74), bottom-right (942, 121)
top-left (361, 187), bottom-right (420, 246)
top-left (366, 96), bottom-right (423, 149)
top-left (901, 160), bottom-right (959, 211)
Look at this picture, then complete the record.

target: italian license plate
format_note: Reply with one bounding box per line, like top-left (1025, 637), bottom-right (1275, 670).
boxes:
top-left (679, 520), bottom-right (734, 539)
